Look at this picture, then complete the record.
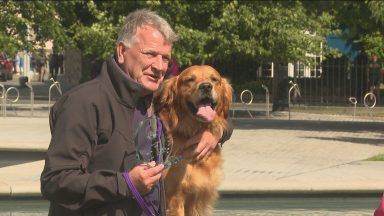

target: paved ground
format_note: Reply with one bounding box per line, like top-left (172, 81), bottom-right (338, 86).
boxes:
top-left (0, 113), bottom-right (384, 197)
top-left (1, 79), bottom-right (384, 198)
top-left (221, 119), bottom-right (384, 194)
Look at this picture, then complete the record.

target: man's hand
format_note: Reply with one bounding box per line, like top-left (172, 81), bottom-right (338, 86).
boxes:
top-left (184, 129), bottom-right (222, 161)
top-left (128, 161), bottom-right (164, 195)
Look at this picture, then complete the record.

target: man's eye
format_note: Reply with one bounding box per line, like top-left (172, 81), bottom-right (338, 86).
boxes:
top-left (145, 52), bottom-right (156, 57)
top-left (162, 57), bottom-right (170, 63)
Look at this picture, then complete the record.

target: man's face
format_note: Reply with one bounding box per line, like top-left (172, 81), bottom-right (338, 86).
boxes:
top-left (117, 25), bottom-right (172, 93)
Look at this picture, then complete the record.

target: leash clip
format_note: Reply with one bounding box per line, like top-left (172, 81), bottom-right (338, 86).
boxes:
top-left (163, 155), bottom-right (183, 169)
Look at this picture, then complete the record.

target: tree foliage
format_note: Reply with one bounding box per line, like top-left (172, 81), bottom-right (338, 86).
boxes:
top-left (323, 0), bottom-right (384, 58)
top-left (1, 0), bottom-right (383, 69)
top-left (0, 1), bottom-right (71, 54)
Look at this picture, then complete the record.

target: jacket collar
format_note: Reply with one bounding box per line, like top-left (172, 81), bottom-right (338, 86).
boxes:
top-left (99, 56), bottom-right (153, 109)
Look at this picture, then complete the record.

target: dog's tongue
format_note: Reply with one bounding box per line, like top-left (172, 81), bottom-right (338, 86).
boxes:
top-left (196, 104), bottom-right (216, 122)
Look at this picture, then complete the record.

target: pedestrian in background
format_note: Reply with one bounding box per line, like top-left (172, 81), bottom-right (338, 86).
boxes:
top-left (49, 51), bottom-right (59, 80)
top-left (19, 54), bottom-right (24, 74)
top-left (58, 51), bottom-right (64, 75)
top-left (13, 53), bottom-right (20, 74)
top-left (36, 51), bottom-right (47, 82)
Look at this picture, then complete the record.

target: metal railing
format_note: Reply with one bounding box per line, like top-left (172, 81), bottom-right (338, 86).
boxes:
top-left (231, 87), bottom-right (271, 118)
top-left (2, 87), bottom-right (20, 117)
top-left (240, 89), bottom-right (254, 118)
top-left (363, 92), bottom-right (376, 108)
top-left (363, 92), bottom-right (376, 118)
top-left (25, 82), bottom-right (35, 116)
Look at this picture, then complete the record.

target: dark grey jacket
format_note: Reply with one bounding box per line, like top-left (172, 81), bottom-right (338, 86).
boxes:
top-left (41, 56), bottom-right (234, 216)
top-left (41, 57), bottom-right (146, 215)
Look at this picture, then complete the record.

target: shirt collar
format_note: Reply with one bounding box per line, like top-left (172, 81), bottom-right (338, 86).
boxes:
top-left (100, 56), bottom-right (153, 108)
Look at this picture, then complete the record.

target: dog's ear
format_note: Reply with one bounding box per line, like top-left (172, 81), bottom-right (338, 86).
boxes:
top-left (154, 76), bottom-right (177, 114)
top-left (153, 76), bottom-right (179, 129)
top-left (217, 77), bottom-right (233, 119)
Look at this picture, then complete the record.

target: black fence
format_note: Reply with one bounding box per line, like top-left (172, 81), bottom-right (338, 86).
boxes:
top-left (225, 55), bottom-right (383, 107)
top-left (295, 56), bottom-right (372, 106)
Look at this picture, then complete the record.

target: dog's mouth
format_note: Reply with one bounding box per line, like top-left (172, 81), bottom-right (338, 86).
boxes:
top-left (187, 97), bottom-right (217, 122)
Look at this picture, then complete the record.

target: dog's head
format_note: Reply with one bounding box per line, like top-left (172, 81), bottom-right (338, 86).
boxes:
top-left (154, 65), bottom-right (232, 130)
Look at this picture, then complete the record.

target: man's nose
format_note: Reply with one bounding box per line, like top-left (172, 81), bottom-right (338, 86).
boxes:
top-left (152, 55), bottom-right (166, 73)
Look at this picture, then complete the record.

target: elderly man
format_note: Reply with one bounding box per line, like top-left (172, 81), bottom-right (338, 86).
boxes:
top-left (41, 9), bottom-right (232, 216)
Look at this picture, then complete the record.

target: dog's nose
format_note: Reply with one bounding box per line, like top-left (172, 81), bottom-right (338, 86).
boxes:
top-left (199, 82), bottom-right (212, 92)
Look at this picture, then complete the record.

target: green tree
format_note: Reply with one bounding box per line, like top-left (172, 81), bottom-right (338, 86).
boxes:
top-left (0, 1), bottom-right (71, 54)
top-left (315, 0), bottom-right (384, 58)
top-left (2, 1), bottom-right (383, 109)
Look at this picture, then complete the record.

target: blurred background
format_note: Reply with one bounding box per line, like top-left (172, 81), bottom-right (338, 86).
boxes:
top-left (1, 0), bottom-right (383, 117)
top-left (1, 1), bottom-right (384, 215)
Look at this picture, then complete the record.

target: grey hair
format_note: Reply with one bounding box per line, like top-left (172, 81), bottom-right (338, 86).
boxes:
top-left (117, 9), bottom-right (178, 47)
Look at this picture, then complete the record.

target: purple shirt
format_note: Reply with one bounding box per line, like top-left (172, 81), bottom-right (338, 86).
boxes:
top-left (132, 98), bottom-right (166, 216)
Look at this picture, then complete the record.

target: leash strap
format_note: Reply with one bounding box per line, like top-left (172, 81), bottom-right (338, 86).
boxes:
top-left (156, 117), bottom-right (163, 163)
top-left (122, 172), bottom-right (157, 216)
top-left (155, 118), bottom-right (183, 169)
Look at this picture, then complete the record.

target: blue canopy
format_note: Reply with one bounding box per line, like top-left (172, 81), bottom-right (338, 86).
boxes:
top-left (326, 34), bottom-right (361, 61)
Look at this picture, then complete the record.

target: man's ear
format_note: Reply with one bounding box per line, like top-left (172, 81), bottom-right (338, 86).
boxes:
top-left (116, 42), bottom-right (126, 64)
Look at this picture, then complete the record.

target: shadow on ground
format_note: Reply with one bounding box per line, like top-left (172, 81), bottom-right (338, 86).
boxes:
top-left (233, 119), bottom-right (384, 133)
top-left (302, 136), bottom-right (384, 146)
top-left (0, 151), bottom-right (46, 168)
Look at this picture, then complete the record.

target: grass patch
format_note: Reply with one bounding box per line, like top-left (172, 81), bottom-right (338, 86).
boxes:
top-left (366, 154), bottom-right (384, 161)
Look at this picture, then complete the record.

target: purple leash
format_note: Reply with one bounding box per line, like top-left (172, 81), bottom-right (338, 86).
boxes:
top-left (156, 118), bottom-right (163, 163)
top-left (122, 117), bottom-right (164, 216)
top-left (123, 172), bottom-right (157, 216)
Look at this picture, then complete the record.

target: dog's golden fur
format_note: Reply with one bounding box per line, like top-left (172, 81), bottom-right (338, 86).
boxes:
top-left (153, 65), bottom-right (232, 216)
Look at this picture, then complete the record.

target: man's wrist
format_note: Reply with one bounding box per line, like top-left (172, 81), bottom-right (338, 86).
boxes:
top-left (121, 172), bottom-right (133, 198)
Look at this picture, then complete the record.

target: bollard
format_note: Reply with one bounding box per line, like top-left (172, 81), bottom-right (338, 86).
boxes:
top-left (348, 97), bottom-right (357, 121)
top-left (4, 87), bottom-right (20, 117)
top-left (288, 81), bottom-right (301, 121)
top-left (363, 92), bottom-right (376, 119)
top-left (261, 84), bottom-right (270, 118)
top-left (240, 89), bottom-right (254, 118)
top-left (363, 92), bottom-right (376, 108)
top-left (288, 81), bottom-right (297, 120)
top-left (48, 78), bottom-right (63, 115)
top-left (25, 82), bottom-right (34, 116)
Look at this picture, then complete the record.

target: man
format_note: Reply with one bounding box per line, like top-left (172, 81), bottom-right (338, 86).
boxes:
top-left (49, 51), bottom-right (59, 80)
top-left (41, 9), bottom-right (232, 216)
top-left (13, 53), bottom-right (20, 74)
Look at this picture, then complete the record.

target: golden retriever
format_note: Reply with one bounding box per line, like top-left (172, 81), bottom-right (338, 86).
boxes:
top-left (153, 65), bottom-right (232, 216)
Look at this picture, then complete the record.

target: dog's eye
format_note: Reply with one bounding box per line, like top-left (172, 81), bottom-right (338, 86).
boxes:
top-left (211, 76), bottom-right (219, 82)
top-left (184, 77), bottom-right (196, 83)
